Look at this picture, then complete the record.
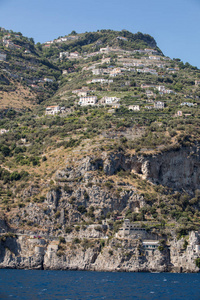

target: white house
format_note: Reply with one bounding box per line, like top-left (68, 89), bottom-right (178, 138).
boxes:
top-left (44, 78), bottom-right (54, 83)
top-left (117, 36), bottom-right (128, 41)
top-left (154, 101), bottom-right (165, 109)
top-left (100, 46), bottom-right (110, 53)
top-left (88, 78), bottom-right (113, 84)
top-left (102, 57), bottom-right (111, 64)
top-left (128, 105), bottom-right (140, 111)
top-left (78, 96), bottom-right (97, 106)
top-left (69, 52), bottom-right (79, 58)
top-left (45, 105), bottom-right (60, 115)
top-left (92, 69), bottom-right (104, 76)
top-left (181, 102), bottom-right (194, 107)
top-left (0, 128), bottom-right (9, 135)
top-left (149, 56), bottom-right (160, 60)
top-left (59, 52), bottom-right (69, 59)
top-left (101, 96), bottom-right (120, 105)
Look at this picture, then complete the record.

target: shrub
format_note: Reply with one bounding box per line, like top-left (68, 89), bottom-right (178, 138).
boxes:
top-left (55, 211), bottom-right (61, 219)
top-left (77, 205), bottom-right (87, 214)
top-left (195, 258), bottom-right (200, 268)
top-left (59, 236), bottom-right (66, 243)
top-left (73, 238), bottom-right (81, 244)
top-left (65, 226), bottom-right (73, 234)
top-left (108, 249), bottom-right (113, 256)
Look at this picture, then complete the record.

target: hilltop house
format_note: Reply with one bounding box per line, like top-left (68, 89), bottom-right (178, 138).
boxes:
top-left (117, 36), bottom-right (128, 41)
top-left (78, 96), bottom-right (97, 106)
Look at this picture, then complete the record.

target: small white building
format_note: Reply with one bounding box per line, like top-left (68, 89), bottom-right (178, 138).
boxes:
top-left (44, 78), bottom-right (54, 83)
top-left (0, 128), bottom-right (9, 135)
top-left (176, 111), bottom-right (183, 117)
top-left (149, 56), bottom-right (160, 60)
top-left (128, 105), bottom-right (140, 111)
top-left (60, 52), bottom-right (69, 59)
top-left (70, 52), bottom-right (79, 58)
top-left (100, 46), bottom-right (110, 53)
top-left (77, 91), bottom-right (88, 97)
top-left (101, 96), bottom-right (120, 105)
top-left (181, 102), bottom-right (194, 107)
top-left (102, 57), bottom-right (111, 64)
top-left (78, 96), bottom-right (97, 106)
top-left (154, 101), bottom-right (165, 109)
top-left (45, 105), bottom-right (60, 115)
top-left (92, 69), bottom-right (104, 76)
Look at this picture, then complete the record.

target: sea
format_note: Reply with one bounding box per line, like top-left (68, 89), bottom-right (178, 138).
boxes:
top-left (0, 270), bottom-right (200, 299)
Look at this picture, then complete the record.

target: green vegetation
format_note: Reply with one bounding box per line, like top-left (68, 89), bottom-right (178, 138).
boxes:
top-left (0, 28), bottom-right (200, 238)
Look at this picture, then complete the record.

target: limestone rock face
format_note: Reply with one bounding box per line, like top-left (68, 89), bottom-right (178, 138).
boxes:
top-left (139, 147), bottom-right (200, 193)
top-left (0, 231), bottom-right (200, 273)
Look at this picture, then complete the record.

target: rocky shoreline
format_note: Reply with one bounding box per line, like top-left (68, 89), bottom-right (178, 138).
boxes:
top-left (0, 230), bottom-right (199, 273)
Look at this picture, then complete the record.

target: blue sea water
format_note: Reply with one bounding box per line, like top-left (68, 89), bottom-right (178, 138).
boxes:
top-left (0, 270), bottom-right (200, 299)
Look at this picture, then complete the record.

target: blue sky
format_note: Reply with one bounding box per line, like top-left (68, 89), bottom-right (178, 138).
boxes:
top-left (0, 0), bottom-right (200, 68)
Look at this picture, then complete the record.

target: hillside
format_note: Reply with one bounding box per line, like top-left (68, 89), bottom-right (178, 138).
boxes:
top-left (1, 28), bottom-right (200, 272)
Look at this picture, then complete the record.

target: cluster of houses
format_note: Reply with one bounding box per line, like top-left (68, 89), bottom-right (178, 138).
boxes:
top-left (57, 44), bottom-right (161, 62)
top-left (91, 67), bottom-right (122, 77)
top-left (44, 35), bottom-right (79, 47)
top-left (156, 85), bottom-right (175, 95)
top-left (59, 51), bottom-right (80, 59)
top-left (78, 95), bottom-right (120, 107)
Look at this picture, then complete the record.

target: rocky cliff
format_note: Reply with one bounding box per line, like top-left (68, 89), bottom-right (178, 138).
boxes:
top-left (0, 231), bottom-right (200, 273)
top-left (1, 145), bottom-right (200, 272)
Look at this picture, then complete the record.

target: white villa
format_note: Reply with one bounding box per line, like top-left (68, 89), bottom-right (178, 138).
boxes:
top-left (78, 96), bottom-right (97, 106)
top-left (45, 105), bottom-right (60, 115)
